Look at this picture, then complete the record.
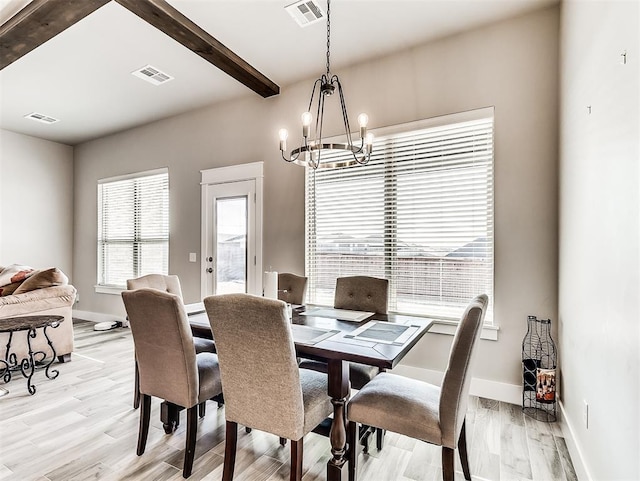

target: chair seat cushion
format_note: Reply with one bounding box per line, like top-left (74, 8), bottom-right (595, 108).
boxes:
top-left (299, 360), bottom-right (380, 391)
top-left (196, 352), bottom-right (223, 403)
top-left (347, 372), bottom-right (442, 445)
top-left (194, 336), bottom-right (216, 354)
top-left (299, 368), bottom-right (332, 436)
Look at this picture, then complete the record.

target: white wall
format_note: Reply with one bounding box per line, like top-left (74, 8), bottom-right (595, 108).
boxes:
top-left (559, 1), bottom-right (639, 479)
top-left (73, 6), bottom-right (559, 391)
top-left (0, 129), bottom-right (74, 276)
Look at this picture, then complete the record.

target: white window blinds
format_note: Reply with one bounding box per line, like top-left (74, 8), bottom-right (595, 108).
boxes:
top-left (97, 169), bottom-right (169, 288)
top-left (306, 109), bottom-right (494, 323)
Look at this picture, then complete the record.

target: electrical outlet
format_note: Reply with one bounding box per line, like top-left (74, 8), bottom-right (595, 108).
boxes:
top-left (189, 252), bottom-right (197, 263)
top-left (583, 400), bottom-right (589, 429)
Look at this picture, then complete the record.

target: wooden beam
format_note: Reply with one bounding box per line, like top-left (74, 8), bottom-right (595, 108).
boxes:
top-left (115, 0), bottom-right (279, 98)
top-left (0, 0), bottom-right (111, 71)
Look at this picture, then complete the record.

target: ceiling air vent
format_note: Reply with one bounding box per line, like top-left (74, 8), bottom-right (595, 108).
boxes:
top-left (24, 112), bottom-right (59, 124)
top-left (285, 0), bottom-right (324, 27)
top-left (131, 65), bottom-right (174, 86)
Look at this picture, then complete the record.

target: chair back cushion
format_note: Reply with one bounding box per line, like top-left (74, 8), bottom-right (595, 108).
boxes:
top-left (334, 276), bottom-right (389, 314)
top-left (127, 274), bottom-right (183, 298)
top-left (439, 294), bottom-right (488, 448)
top-left (278, 273), bottom-right (308, 305)
top-left (204, 293), bottom-right (305, 440)
top-left (122, 288), bottom-right (198, 408)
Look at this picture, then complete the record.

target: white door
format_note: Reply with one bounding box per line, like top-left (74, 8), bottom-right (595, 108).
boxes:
top-left (202, 180), bottom-right (257, 297)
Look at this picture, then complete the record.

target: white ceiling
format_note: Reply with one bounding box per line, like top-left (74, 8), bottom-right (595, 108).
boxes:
top-left (0, 0), bottom-right (556, 145)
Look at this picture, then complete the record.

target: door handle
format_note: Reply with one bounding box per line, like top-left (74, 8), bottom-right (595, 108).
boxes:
top-left (206, 267), bottom-right (213, 274)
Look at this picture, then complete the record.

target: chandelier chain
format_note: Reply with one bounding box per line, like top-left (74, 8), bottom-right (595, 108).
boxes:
top-left (325, 0), bottom-right (331, 76)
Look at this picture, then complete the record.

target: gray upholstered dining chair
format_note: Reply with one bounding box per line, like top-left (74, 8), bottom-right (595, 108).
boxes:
top-left (122, 288), bottom-right (223, 478)
top-left (278, 272), bottom-right (308, 305)
top-left (300, 275), bottom-right (389, 451)
top-left (346, 294), bottom-right (488, 481)
top-left (127, 274), bottom-right (217, 410)
top-left (333, 275), bottom-right (389, 314)
top-left (203, 293), bottom-right (333, 481)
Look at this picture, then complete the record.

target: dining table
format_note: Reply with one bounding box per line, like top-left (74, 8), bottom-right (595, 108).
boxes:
top-left (185, 302), bottom-right (434, 481)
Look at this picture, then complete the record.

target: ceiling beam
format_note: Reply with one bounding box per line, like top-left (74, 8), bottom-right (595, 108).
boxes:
top-left (114, 0), bottom-right (280, 98)
top-left (0, 0), bottom-right (111, 71)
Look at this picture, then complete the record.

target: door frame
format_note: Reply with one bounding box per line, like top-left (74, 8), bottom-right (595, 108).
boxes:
top-left (200, 162), bottom-right (263, 299)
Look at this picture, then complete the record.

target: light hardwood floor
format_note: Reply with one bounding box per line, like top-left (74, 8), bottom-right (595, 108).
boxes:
top-left (0, 320), bottom-right (577, 481)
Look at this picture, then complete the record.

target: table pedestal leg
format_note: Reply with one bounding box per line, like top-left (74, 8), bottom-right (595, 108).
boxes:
top-left (327, 359), bottom-right (350, 481)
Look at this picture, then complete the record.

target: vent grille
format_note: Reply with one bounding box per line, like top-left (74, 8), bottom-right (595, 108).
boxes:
top-left (285, 0), bottom-right (324, 27)
top-left (132, 65), bottom-right (174, 86)
top-left (24, 112), bottom-right (59, 124)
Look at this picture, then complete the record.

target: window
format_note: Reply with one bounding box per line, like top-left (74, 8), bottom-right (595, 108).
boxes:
top-left (306, 108), bottom-right (494, 323)
top-left (97, 169), bottom-right (169, 289)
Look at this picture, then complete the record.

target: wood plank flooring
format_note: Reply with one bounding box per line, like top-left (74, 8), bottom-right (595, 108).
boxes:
top-left (0, 320), bottom-right (577, 481)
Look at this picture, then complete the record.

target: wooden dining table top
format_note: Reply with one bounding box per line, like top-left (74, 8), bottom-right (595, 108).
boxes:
top-left (187, 303), bottom-right (434, 370)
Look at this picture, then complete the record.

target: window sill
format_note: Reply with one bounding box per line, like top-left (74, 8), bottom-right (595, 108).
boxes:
top-left (94, 285), bottom-right (125, 295)
top-left (429, 319), bottom-right (499, 341)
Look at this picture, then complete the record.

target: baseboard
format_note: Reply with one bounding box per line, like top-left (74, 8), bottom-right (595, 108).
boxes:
top-left (393, 363), bottom-right (522, 405)
top-left (73, 309), bottom-right (127, 326)
top-left (558, 399), bottom-right (592, 481)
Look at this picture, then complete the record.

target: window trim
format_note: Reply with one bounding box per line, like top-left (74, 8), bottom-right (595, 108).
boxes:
top-left (305, 107), bottom-right (495, 327)
top-left (96, 167), bottom-right (169, 292)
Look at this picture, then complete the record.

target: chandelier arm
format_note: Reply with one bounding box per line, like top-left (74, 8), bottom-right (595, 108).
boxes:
top-left (314, 91), bottom-right (327, 169)
top-left (335, 77), bottom-right (354, 147)
top-left (335, 76), bottom-right (370, 165)
top-left (307, 78), bottom-right (323, 113)
top-left (281, 150), bottom-right (300, 163)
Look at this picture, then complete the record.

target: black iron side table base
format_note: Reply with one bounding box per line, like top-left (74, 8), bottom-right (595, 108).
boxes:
top-left (0, 316), bottom-right (64, 395)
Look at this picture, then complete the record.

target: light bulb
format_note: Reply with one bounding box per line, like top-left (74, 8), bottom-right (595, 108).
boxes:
top-left (301, 111), bottom-right (313, 138)
top-left (279, 128), bottom-right (288, 151)
top-left (366, 132), bottom-right (374, 153)
top-left (301, 111), bottom-right (313, 126)
top-left (358, 113), bottom-right (369, 139)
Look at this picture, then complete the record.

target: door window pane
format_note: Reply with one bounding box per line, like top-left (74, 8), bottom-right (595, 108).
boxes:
top-left (216, 197), bottom-right (247, 294)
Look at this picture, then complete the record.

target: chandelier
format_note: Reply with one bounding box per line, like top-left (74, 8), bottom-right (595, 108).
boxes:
top-left (279, 0), bottom-right (373, 169)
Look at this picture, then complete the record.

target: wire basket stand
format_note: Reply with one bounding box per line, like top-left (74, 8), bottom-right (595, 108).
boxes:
top-left (522, 315), bottom-right (557, 422)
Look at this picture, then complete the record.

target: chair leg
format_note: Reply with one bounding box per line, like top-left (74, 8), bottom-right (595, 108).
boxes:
top-left (376, 428), bottom-right (385, 451)
top-left (280, 437), bottom-right (287, 446)
top-left (212, 392), bottom-right (224, 408)
top-left (223, 421), bottom-right (238, 481)
top-left (458, 419), bottom-right (471, 480)
top-left (137, 394), bottom-right (151, 456)
top-left (199, 401), bottom-right (206, 418)
top-left (290, 438), bottom-right (303, 481)
top-left (359, 425), bottom-right (372, 454)
top-left (183, 406), bottom-right (198, 478)
top-left (245, 426), bottom-right (252, 433)
top-left (347, 420), bottom-right (358, 481)
top-left (442, 447), bottom-right (455, 481)
top-left (133, 360), bottom-right (140, 409)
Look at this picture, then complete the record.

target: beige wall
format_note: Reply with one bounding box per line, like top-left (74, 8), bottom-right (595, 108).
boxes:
top-left (73, 6), bottom-right (559, 389)
top-left (0, 129), bottom-right (74, 276)
top-left (559, 1), bottom-right (639, 479)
